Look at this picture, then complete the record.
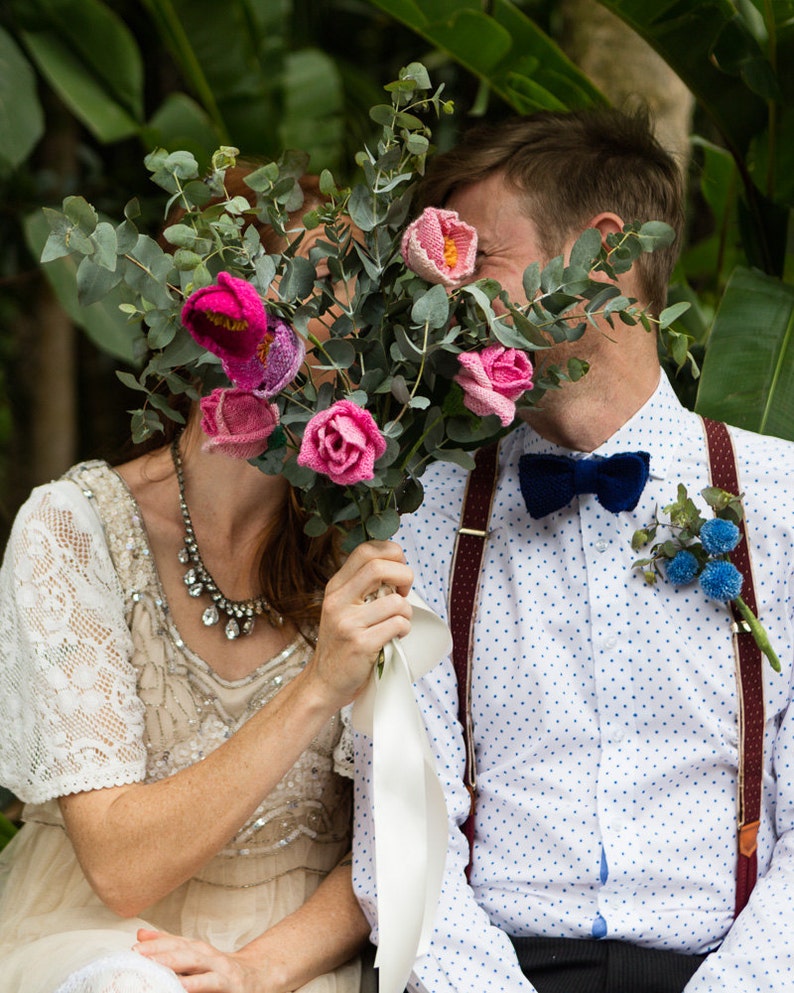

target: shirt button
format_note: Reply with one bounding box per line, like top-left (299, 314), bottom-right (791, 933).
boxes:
top-left (595, 538), bottom-right (608, 552)
top-left (604, 635), bottom-right (618, 650)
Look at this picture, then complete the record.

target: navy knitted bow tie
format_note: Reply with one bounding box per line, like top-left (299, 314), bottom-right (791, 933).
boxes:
top-left (518, 451), bottom-right (651, 519)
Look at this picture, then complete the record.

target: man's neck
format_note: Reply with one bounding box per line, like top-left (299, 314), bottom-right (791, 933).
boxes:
top-left (522, 363), bottom-right (662, 452)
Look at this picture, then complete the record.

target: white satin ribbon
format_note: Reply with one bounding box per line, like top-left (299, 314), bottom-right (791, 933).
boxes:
top-left (352, 589), bottom-right (452, 993)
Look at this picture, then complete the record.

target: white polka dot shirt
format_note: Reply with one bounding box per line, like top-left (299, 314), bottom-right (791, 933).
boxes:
top-left (353, 372), bottom-right (794, 992)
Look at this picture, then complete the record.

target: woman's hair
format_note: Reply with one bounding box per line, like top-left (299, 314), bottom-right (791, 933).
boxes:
top-left (418, 108), bottom-right (685, 316)
top-left (132, 167), bottom-right (342, 632)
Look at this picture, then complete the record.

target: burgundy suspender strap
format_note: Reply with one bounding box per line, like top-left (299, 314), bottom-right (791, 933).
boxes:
top-left (449, 443), bottom-right (499, 879)
top-left (702, 416), bottom-right (765, 918)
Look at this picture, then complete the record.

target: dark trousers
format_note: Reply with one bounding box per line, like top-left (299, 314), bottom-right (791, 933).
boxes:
top-left (509, 936), bottom-right (708, 993)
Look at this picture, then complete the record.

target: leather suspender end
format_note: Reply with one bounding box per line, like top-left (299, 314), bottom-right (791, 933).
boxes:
top-left (739, 819), bottom-right (760, 858)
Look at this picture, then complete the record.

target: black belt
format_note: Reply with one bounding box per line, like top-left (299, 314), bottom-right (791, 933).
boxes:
top-left (509, 936), bottom-right (709, 993)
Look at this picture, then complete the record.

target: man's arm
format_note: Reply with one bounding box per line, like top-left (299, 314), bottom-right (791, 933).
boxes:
top-left (685, 692), bottom-right (794, 992)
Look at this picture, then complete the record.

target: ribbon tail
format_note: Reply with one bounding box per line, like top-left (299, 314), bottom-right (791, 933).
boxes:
top-left (371, 638), bottom-right (447, 993)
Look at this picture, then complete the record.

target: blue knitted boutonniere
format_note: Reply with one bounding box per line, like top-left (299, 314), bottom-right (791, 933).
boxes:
top-left (632, 484), bottom-right (780, 671)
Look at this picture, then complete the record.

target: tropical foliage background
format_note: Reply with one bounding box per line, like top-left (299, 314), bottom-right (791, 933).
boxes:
top-left (0, 0), bottom-right (792, 827)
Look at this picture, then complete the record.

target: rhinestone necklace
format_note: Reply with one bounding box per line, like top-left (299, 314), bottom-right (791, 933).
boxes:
top-left (171, 438), bottom-right (283, 640)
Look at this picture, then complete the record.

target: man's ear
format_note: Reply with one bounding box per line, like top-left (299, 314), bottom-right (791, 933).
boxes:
top-left (566, 212), bottom-right (626, 285)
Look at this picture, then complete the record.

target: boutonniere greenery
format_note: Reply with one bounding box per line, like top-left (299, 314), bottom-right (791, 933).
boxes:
top-left (42, 62), bottom-right (684, 550)
top-left (632, 485), bottom-right (780, 671)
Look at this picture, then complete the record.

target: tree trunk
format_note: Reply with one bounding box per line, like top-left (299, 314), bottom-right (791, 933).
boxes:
top-left (558, 0), bottom-right (695, 166)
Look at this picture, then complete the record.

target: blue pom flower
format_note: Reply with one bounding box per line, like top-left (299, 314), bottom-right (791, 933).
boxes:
top-left (666, 550), bottom-right (699, 585)
top-left (700, 518), bottom-right (741, 555)
top-left (699, 560), bottom-right (743, 602)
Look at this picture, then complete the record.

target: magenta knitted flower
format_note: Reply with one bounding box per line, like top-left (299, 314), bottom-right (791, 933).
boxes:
top-left (182, 272), bottom-right (268, 361)
top-left (222, 316), bottom-right (306, 396)
top-left (297, 400), bottom-right (387, 486)
top-left (200, 387), bottom-right (280, 460)
top-left (454, 345), bottom-right (534, 426)
top-left (401, 207), bottom-right (478, 287)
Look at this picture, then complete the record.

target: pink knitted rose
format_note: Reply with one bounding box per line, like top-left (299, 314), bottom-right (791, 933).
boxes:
top-left (454, 345), bottom-right (534, 427)
top-left (401, 207), bottom-right (478, 287)
top-left (200, 387), bottom-right (280, 460)
top-left (297, 400), bottom-right (387, 486)
top-left (181, 272), bottom-right (268, 361)
top-left (222, 316), bottom-right (305, 396)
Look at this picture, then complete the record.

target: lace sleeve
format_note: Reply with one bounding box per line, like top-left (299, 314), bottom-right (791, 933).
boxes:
top-left (333, 703), bottom-right (355, 780)
top-left (0, 480), bottom-right (146, 803)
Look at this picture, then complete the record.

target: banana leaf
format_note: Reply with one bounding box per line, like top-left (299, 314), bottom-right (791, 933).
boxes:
top-left (695, 266), bottom-right (794, 441)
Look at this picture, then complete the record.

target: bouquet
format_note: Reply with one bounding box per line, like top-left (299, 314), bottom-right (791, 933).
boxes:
top-left (41, 62), bottom-right (685, 993)
top-left (42, 62), bottom-right (685, 552)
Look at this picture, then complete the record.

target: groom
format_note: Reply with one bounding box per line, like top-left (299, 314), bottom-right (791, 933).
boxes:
top-left (353, 107), bottom-right (794, 992)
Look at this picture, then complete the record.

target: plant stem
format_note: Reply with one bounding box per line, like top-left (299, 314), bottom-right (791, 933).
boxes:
top-left (734, 595), bottom-right (781, 672)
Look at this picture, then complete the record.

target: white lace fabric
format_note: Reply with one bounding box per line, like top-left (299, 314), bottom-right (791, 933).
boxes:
top-left (0, 461), bottom-right (359, 993)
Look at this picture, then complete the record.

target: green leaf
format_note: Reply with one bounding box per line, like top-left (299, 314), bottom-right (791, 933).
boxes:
top-left (411, 283), bottom-right (450, 329)
top-left (365, 509), bottom-right (401, 540)
top-left (0, 27), bottom-right (44, 174)
top-left (695, 267), bottom-right (794, 440)
top-left (76, 255), bottom-right (123, 306)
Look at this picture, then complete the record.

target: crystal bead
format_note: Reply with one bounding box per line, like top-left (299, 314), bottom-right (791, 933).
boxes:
top-left (177, 547), bottom-right (189, 564)
top-left (242, 617), bottom-right (255, 636)
top-left (202, 605), bottom-right (220, 626)
top-left (188, 583), bottom-right (204, 597)
top-left (225, 618), bottom-right (240, 640)
top-left (183, 568), bottom-right (197, 586)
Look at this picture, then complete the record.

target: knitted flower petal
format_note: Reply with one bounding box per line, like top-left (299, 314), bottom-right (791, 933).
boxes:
top-left (454, 352), bottom-right (517, 426)
top-left (200, 387), bottom-right (280, 460)
top-left (222, 317), bottom-right (306, 395)
top-left (401, 207), bottom-right (478, 287)
top-left (699, 518), bottom-right (741, 556)
top-left (666, 549), bottom-right (699, 585)
top-left (182, 272), bottom-right (268, 361)
top-left (699, 560), bottom-right (743, 602)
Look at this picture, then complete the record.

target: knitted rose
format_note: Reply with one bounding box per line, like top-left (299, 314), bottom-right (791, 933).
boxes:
top-left (297, 400), bottom-right (387, 486)
top-left (401, 207), bottom-right (478, 287)
top-left (182, 272), bottom-right (268, 361)
top-left (454, 345), bottom-right (534, 426)
top-left (200, 387), bottom-right (280, 460)
top-left (222, 316), bottom-right (306, 396)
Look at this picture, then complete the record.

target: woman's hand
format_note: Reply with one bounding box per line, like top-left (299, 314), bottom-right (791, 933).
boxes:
top-left (308, 540), bottom-right (413, 707)
top-left (134, 929), bottom-right (279, 993)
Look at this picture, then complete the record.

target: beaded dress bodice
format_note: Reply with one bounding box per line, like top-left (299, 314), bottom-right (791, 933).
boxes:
top-left (22, 461), bottom-right (351, 888)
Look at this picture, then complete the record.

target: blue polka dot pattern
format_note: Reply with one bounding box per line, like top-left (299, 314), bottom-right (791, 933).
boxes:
top-left (353, 373), bottom-right (794, 993)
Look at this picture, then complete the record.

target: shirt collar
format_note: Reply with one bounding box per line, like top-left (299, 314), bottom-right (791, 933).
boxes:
top-left (517, 372), bottom-right (685, 482)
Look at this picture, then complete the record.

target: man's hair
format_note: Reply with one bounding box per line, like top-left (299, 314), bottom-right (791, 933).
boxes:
top-left (418, 107), bottom-right (685, 315)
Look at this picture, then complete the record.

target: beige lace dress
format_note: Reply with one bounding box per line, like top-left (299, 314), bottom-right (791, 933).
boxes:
top-left (0, 462), bottom-right (359, 993)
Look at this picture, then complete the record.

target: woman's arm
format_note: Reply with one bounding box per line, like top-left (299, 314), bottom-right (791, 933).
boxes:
top-left (59, 541), bottom-right (412, 917)
top-left (133, 859), bottom-right (370, 993)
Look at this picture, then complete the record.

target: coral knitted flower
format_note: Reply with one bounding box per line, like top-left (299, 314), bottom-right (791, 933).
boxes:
top-left (699, 559), bottom-right (744, 602)
top-left (297, 400), bottom-right (387, 486)
top-left (182, 272), bottom-right (269, 361)
top-left (222, 316), bottom-right (306, 396)
top-left (454, 345), bottom-right (534, 426)
top-left (401, 207), bottom-right (478, 287)
top-left (200, 387), bottom-right (280, 460)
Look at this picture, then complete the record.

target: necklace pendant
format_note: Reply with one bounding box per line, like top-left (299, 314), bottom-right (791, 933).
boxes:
top-left (188, 582), bottom-right (204, 598)
top-left (183, 568), bottom-right (197, 586)
top-left (242, 617), bottom-right (255, 636)
top-left (202, 605), bottom-right (220, 627)
top-left (177, 547), bottom-right (190, 565)
top-left (225, 618), bottom-right (241, 640)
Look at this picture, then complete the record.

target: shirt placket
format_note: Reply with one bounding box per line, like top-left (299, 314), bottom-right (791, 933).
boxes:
top-left (579, 494), bottom-right (639, 938)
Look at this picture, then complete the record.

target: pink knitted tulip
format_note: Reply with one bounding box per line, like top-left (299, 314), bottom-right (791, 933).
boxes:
top-left (401, 207), bottom-right (478, 287)
top-left (297, 400), bottom-right (387, 486)
top-left (200, 388), bottom-right (280, 460)
top-left (222, 316), bottom-right (306, 396)
top-left (455, 345), bottom-right (534, 427)
top-left (182, 272), bottom-right (268, 361)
